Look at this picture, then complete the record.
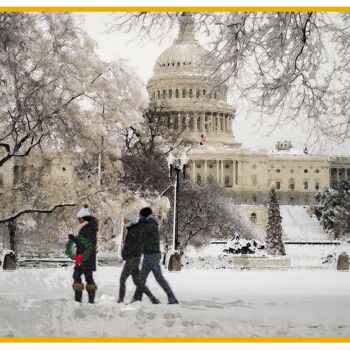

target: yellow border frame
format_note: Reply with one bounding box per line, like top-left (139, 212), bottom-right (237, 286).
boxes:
top-left (0, 4), bottom-right (350, 343)
top-left (0, 6), bottom-right (349, 11)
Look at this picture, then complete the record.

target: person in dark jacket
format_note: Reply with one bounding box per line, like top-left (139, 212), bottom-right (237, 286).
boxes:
top-left (118, 209), bottom-right (160, 304)
top-left (131, 207), bottom-right (178, 304)
top-left (65, 204), bottom-right (98, 304)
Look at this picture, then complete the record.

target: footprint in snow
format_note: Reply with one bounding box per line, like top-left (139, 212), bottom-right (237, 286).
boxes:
top-left (265, 301), bottom-right (278, 306)
top-left (307, 324), bottom-right (320, 329)
top-left (73, 308), bottom-right (87, 319)
top-left (225, 299), bottom-right (251, 308)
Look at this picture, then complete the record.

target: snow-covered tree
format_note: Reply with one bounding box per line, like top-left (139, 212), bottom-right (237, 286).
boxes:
top-left (109, 12), bottom-right (350, 144)
top-left (265, 187), bottom-right (285, 256)
top-left (175, 183), bottom-right (254, 250)
top-left (315, 180), bottom-right (350, 239)
top-left (118, 104), bottom-right (185, 196)
top-left (119, 106), bottom-right (253, 251)
top-left (0, 13), bottom-right (145, 253)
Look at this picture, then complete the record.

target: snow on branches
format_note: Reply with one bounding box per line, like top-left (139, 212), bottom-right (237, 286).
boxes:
top-left (315, 180), bottom-right (350, 240)
top-left (109, 12), bottom-right (350, 143)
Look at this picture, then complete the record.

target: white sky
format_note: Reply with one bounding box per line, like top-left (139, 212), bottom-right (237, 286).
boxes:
top-left (78, 12), bottom-right (350, 156)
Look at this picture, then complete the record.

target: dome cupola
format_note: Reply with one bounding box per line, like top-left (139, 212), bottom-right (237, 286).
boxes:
top-left (146, 13), bottom-right (239, 147)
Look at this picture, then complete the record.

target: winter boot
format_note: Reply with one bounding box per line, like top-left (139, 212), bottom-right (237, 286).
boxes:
top-left (86, 283), bottom-right (97, 304)
top-left (130, 297), bottom-right (141, 304)
top-left (150, 296), bottom-right (161, 304)
top-left (73, 282), bottom-right (84, 303)
top-left (168, 299), bottom-right (179, 305)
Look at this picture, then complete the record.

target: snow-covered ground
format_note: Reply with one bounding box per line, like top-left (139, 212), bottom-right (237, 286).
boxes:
top-left (1, 266), bottom-right (350, 338)
top-left (281, 206), bottom-right (328, 242)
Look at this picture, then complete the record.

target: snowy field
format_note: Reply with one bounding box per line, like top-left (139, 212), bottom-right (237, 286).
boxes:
top-left (1, 266), bottom-right (350, 338)
top-left (281, 206), bottom-right (327, 242)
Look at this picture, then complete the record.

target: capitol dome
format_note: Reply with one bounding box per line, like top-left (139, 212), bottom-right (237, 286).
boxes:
top-left (147, 13), bottom-right (239, 147)
top-left (153, 13), bottom-right (215, 77)
top-left (154, 42), bottom-right (214, 76)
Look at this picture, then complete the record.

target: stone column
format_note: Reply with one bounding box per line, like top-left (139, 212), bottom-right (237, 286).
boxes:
top-left (216, 160), bottom-right (220, 184)
top-left (233, 160), bottom-right (236, 186)
top-left (200, 113), bottom-right (205, 132)
top-left (221, 160), bottom-right (224, 184)
top-left (207, 114), bottom-right (210, 134)
top-left (204, 160), bottom-right (208, 185)
top-left (185, 113), bottom-right (189, 131)
top-left (168, 114), bottom-right (174, 129)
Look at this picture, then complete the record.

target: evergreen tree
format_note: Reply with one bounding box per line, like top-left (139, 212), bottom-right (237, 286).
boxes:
top-left (265, 187), bottom-right (286, 256)
top-left (315, 180), bottom-right (350, 239)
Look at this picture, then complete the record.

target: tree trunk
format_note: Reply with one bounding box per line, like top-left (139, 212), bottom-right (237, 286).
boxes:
top-left (7, 220), bottom-right (17, 254)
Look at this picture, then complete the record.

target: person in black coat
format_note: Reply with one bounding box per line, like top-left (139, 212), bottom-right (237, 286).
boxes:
top-left (66, 204), bottom-right (98, 303)
top-left (118, 209), bottom-right (160, 304)
top-left (131, 207), bottom-right (178, 304)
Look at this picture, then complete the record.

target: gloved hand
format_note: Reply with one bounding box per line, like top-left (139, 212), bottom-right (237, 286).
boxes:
top-left (73, 254), bottom-right (84, 266)
top-left (68, 234), bottom-right (75, 240)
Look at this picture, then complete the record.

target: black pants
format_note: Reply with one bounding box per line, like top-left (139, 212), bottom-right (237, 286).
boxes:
top-left (73, 265), bottom-right (95, 285)
top-left (133, 253), bottom-right (176, 302)
top-left (119, 257), bottom-right (157, 302)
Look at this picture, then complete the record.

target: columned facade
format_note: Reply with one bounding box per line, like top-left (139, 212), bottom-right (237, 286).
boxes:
top-left (189, 158), bottom-right (240, 190)
top-left (329, 158), bottom-right (350, 187)
top-left (145, 11), bottom-right (350, 236)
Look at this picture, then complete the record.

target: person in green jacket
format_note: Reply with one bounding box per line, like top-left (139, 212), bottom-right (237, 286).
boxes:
top-left (66, 204), bottom-right (98, 303)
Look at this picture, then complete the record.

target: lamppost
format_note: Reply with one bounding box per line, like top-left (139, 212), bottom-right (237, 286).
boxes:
top-left (166, 151), bottom-right (189, 271)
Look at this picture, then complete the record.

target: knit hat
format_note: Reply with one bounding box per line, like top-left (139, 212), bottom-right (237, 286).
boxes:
top-left (124, 209), bottom-right (139, 226)
top-left (140, 207), bottom-right (152, 218)
top-left (76, 204), bottom-right (91, 218)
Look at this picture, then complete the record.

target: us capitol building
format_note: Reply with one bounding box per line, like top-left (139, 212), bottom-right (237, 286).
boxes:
top-left (147, 13), bottom-right (350, 236)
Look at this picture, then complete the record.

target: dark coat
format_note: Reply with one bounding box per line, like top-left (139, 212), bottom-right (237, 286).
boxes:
top-left (139, 216), bottom-right (161, 255)
top-left (121, 223), bottom-right (143, 260)
top-left (71, 219), bottom-right (98, 271)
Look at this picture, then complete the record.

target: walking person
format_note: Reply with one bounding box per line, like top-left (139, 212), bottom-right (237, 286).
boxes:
top-left (65, 204), bottom-right (98, 304)
top-left (131, 207), bottom-right (178, 304)
top-left (118, 209), bottom-right (160, 304)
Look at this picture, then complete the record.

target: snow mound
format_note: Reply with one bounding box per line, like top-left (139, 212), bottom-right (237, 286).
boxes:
top-left (281, 206), bottom-right (328, 242)
top-left (182, 245), bottom-right (238, 270)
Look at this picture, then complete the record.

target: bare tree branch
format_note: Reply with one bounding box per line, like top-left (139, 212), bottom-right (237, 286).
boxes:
top-left (0, 203), bottom-right (76, 224)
